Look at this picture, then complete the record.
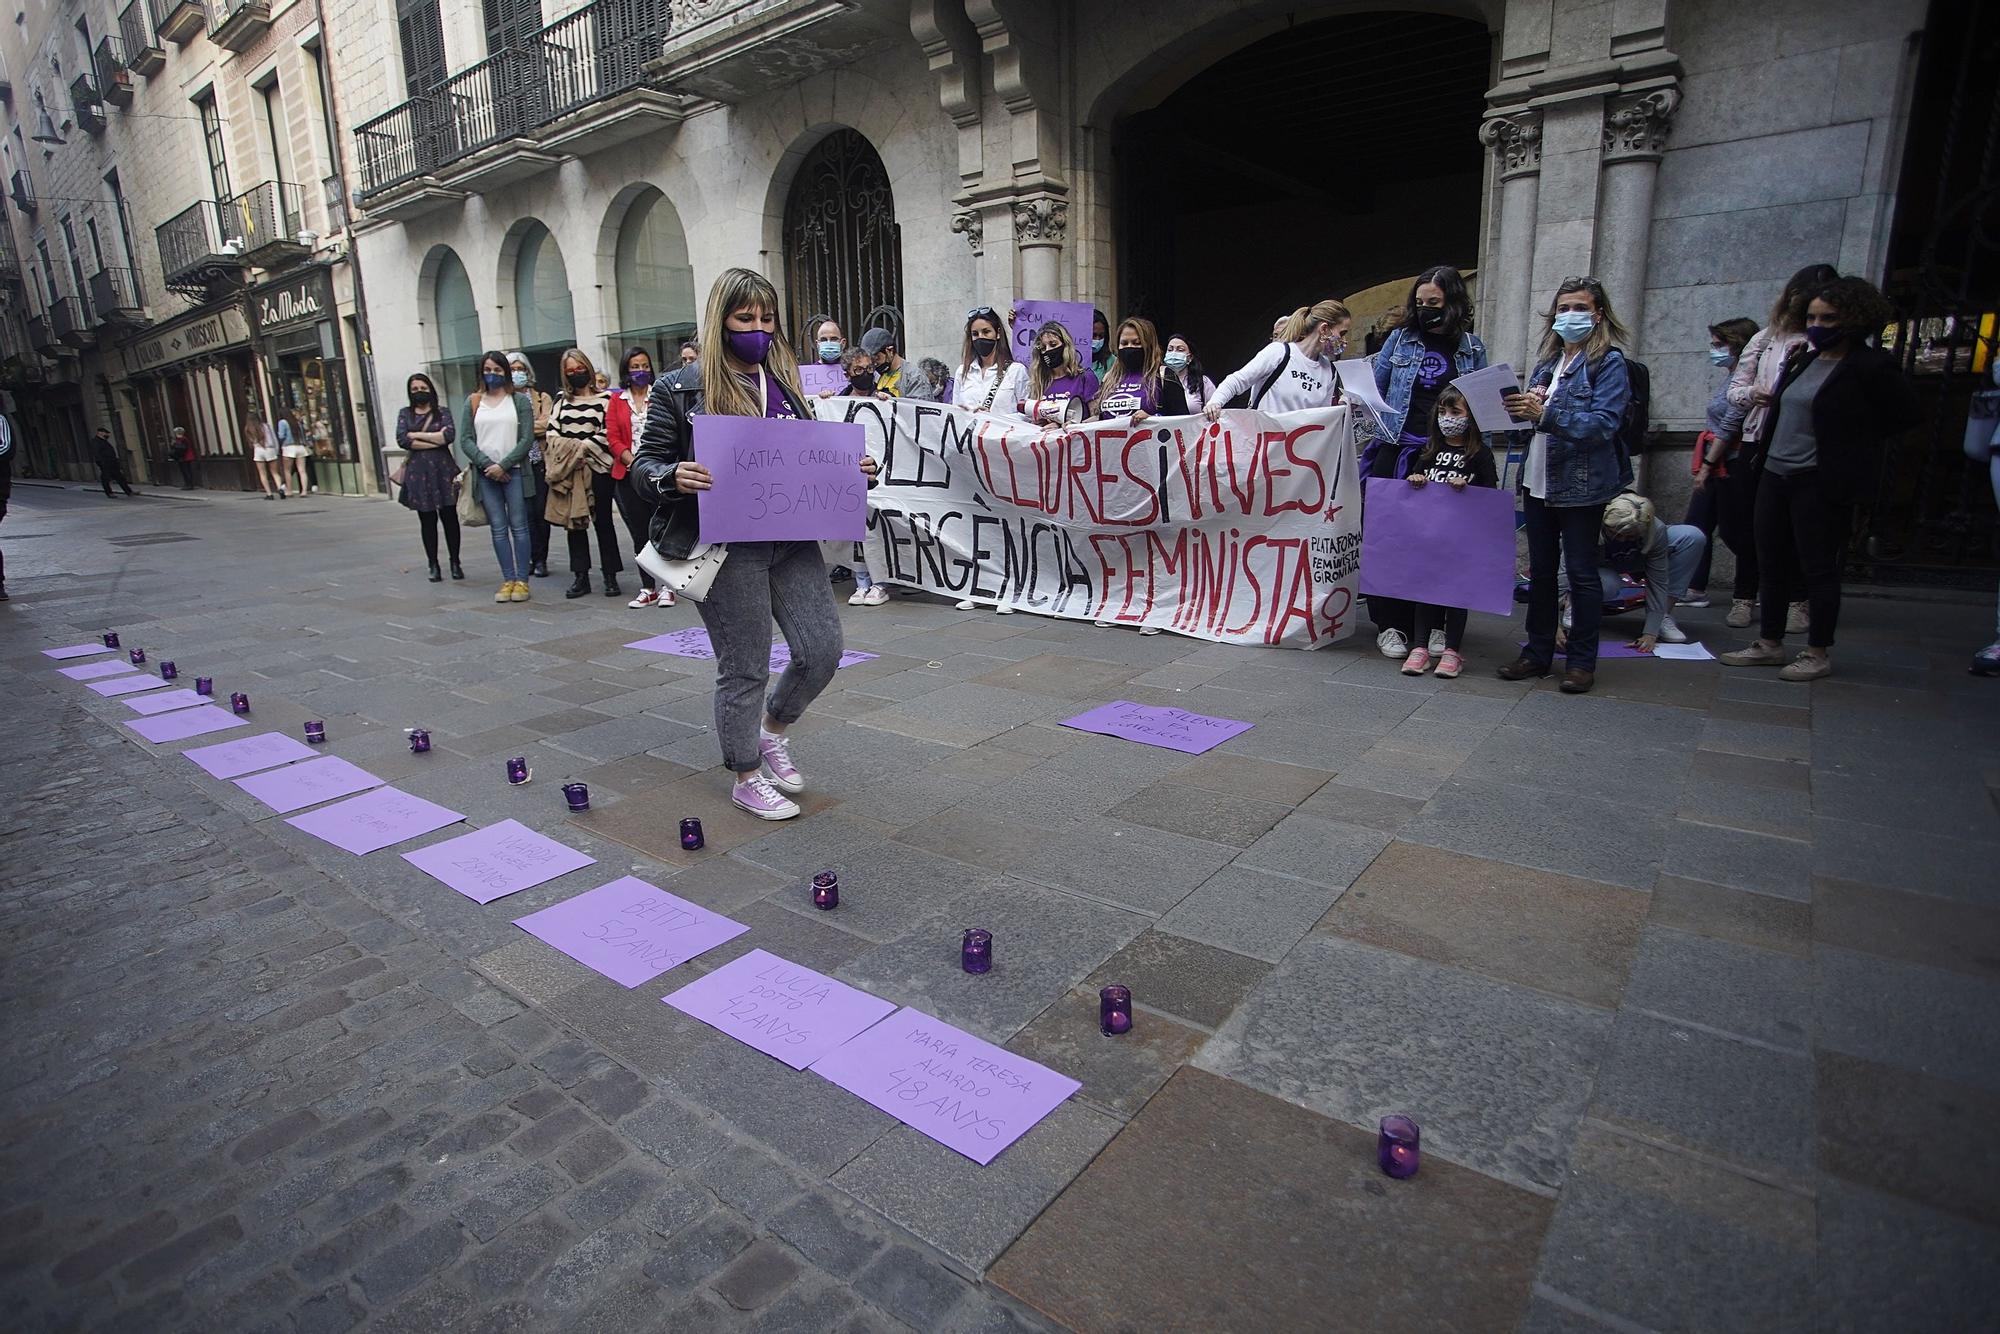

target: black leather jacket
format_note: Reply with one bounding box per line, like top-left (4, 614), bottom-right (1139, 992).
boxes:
top-left (629, 375), bottom-right (815, 558)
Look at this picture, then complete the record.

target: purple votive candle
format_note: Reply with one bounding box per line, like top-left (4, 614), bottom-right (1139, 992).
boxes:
top-left (562, 782), bottom-right (590, 812)
top-left (304, 720), bottom-right (327, 744)
top-left (159, 661), bottom-right (177, 681)
top-left (1099, 984), bottom-right (1133, 1035)
top-left (129, 648), bottom-right (146, 665)
top-left (229, 692), bottom-right (250, 714)
top-left (506, 756), bottom-right (531, 785)
top-left (812, 870), bottom-right (838, 910)
top-left (103, 632), bottom-right (120, 648)
top-left (195, 677), bottom-right (214, 696)
top-left (679, 817), bottom-right (704, 851)
top-left (407, 727), bottom-right (430, 753)
top-left (961, 928), bottom-right (993, 974)
top-left (1379, 1115), bottom-right (1420, 1179)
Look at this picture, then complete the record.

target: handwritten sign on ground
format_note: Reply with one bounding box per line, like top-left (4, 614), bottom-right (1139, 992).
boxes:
top-left (810, 1007), bottom-right (1081, 1165)
top-left (125, 688), bottom-right (210, 716)
top-left (125, 706), bottom-right (250, 744)
top-left (694, 414), bottom-right (868, 544)
top-left (44, 643), bottom-right (115, 660)
top-left (1060, 700), bottom-right (1253, 755)
top-left (234, 755), bottom-right (384, 814)
top-left (287, 786), bottom-right (464, 855)
top-left (1012, 300), bottom-right (1096, 363)
top-left (626, 627), bottom-right (877, 674)
top-left (403, 819), bottom-right (594, 904)
top-left (89, 674), bottom-right (169, 697)
top-left (1357, 477), bottom-right (1517, 617)
top-left (662, 948), bottom-right (895, 1071)
top-left (817, 397), bottom-right (1363, 645)
top-left (184, 731), bottom-right (319, 780)
top-left (799, 363), bottom-right (847, 396)
top-left (58, 659), bottom-right (137, 681)
top-left (513, 877), bottom-right (748, 988)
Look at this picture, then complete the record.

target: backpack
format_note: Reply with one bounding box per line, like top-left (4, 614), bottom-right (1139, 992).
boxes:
top-left (1616, 355), bottom-right (1650, 480)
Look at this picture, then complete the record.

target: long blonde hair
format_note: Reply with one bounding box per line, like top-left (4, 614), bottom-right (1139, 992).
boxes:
top-left (557, 347), bottom-right (600, 402)
top-left (1028, 321), bottom-right (1082, 397)
top-left (698, 268), bottom-right (802, 418)
top-left (1279, 299), bottom-right (1350, 345)
top-left (1094, 316), bottom-right (1162, 415)
top-left (1534, 276), bottom-right (1630, 366)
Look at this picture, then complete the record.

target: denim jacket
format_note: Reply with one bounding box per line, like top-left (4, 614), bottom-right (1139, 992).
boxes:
top-left (1365, 326), bottom-right (1490, 477)
top-left (1525, 347), bottom-right (1633, 506)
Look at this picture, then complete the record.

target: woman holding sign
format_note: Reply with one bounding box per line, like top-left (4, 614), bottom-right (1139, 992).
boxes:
top-left (631, 269), bottom-right (879, 821)
top-left (1496, 277), bottom-right (1635, 693)
top-left (1204, 299), bottom-right (1347, 419)
top-left (1025, 322), bottom-right (1098, 426)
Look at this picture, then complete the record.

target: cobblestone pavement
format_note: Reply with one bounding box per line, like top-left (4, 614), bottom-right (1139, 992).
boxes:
top-left (2, 481), bottom-right (1996, 1332)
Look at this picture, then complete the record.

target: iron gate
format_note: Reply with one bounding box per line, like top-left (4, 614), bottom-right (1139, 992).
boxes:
top-left (783, 130), bottom-right (904, 345)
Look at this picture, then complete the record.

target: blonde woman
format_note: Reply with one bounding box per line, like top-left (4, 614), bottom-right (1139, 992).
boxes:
top-left (543, 348), bottom-right (622, 599)
top-left (1205, 299), bottom-right (1346, 418)
top-left (1024, 321), bottom-right (1098, 426)
top-left (1093, 316), bottom-right (1164, 421)
top-left (631, 268), bottom-right (879, 820)
top-left (247, 411), bottom-right (281, 499)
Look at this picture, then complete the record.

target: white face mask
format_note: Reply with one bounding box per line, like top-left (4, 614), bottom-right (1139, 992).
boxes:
top-left (1437, 414), bottom-right (1471, 437)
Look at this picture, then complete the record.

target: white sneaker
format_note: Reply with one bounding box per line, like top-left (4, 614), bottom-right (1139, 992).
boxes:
top-left (1427, 629), bottom-right (1447, 655)
top-left (310, 485), bottom-right (319, 494)
top-left (1094, 619), bottom-right (1114, 628)
top-left (628, 588), bottom-right (660, 609)
top-left (955, 599), bottom-right (977, 610)
top-left (1786, 601), bottom-right (1809, 635)
top-left (1376, 628), bottom-right (1409, 658)
top-left (1659, 615), bottom-right (1690, 644)
top-left (850, 585), bottom-right (889, 606)
top-left (995, 605), bottom-right (1015, 615)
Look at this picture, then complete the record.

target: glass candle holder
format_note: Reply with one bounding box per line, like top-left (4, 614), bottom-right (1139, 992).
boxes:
top-left (407, 727), bottom-right (431, 753)
top-left (129, 648), bottom-right (147, 665)
top-left (1099, 985), bottom-right (1134, 1035)
top-left (229, 692), bottom-right (251, 714)
top-left (159, 661), bottom-right (178, 681)
top-left (194, 677), bottom-right (214, 696)
top-left (102, 632), bottom-right (120, 648)
top-left (961, 928), bottom-right (993, 974)
top-left (562, 782), bottom-right (590, 812)
top-left (679, 817), bottom-right (704, 851)
top-left (304, 720), bottom-right (327, 745)
top-left (506, 757), bottom-right (531, 786)
top-left (811, 870), bottom-right (838, 910)
top-left (1378, 1115), bottom-right (1420, 1179)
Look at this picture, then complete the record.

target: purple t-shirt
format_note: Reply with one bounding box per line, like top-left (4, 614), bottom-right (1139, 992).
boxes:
top-left (1098, 373), bottom-right (1155, 418)
top-left (761, 373), bottom-right (799, 420)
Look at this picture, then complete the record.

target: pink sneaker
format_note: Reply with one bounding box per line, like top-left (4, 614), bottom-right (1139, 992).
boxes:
top-left (1400, 647), bottom-right (1432, 676)
top-left (731, 772), bottom-right (800, 820)
top-left (1434, 650), bottom-right (1464, 679)
top-left (758, 729), bottom-right (805, 794)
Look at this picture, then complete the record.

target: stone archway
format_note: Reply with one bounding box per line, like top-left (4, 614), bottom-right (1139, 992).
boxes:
top-left (778, 128), bottom-right (906, 345)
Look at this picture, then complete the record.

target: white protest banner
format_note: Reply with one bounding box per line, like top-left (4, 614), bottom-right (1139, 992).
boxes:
top-left (817, 398), bottom-right (1363, 647)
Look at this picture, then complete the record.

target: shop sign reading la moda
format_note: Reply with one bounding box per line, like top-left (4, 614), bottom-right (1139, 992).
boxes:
top-left (251, 268), bottom-right (334, 335)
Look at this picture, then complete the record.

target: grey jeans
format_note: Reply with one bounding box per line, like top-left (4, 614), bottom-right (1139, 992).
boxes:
top-left (693, 540), bottom-right (845, 773)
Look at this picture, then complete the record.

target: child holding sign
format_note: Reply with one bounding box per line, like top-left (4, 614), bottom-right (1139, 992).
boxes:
top-left (1399, 387), bottom-right (1497, 680)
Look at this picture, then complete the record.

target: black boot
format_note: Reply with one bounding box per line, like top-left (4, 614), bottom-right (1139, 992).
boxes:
top-left (428, 560), bottom-right (443, 583)
top-left (450, 558), bottom-right (465, 580)
top-left (531, 561), bottom-right (551, 578)
top-left (603, 574), bottom-right (622, 598)
top-left (565, 573), bottom-right (591, 599)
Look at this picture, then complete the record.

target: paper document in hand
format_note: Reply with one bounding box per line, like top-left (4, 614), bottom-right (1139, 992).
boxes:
top-left (1334, 359), bottom-right (1394, 438)
top-left (1452, 363), bottom-right (1529, 434)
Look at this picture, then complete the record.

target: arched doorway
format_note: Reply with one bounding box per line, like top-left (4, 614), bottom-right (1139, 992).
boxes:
top-left (1114, 10), bottom-right (1490, 362)
top-left (611, 188), bottom-right (697, 375)
top-left (430, 246), bottom-right (484, 405)
top-left (782, 128), bottom-right (904, 342)
top-left (512, 221), bottom-right (579, 389)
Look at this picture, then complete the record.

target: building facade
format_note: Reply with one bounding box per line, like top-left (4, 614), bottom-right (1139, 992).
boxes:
top-left (1, 0), bottom-right (381, 494)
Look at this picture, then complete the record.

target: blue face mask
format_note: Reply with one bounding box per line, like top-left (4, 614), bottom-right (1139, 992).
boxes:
top-left (511, 370), bottom-right (528, 387)
top-left (1091, 337), bottom-right (1107, 354)
top-left (817, 340), bottom-right (842, 363)
top-left (1163, 351), bottom-right (1189, 370)
top-left (482, 372), bottom-right (507, 390)
top-left (1553, 311), bottom-right (1596, 344)
top-left (1707, 346), bottom-right (1734, 368)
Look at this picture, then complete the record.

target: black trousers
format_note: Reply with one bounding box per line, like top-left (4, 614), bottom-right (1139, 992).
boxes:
top-left (418, 507), bottom-right (462, 563)
top-left (1756, 467), bottom-right (1847, 648)
top-left (175, 458), bottom-right (197, 489)
top-left (98, 464), bottom-right (133, 496)
top-left (1683, 474), bottom-right (1723, 592)
top-left (530, 458), bottom-right (551, 569)
top-left (565, 472), bottom-right (625, 578)
top-left (1523, 495), bottom-right (1608, 671)
top-left (615, 475), bottom-right (657, 590)
top-left (1412, 604), bottom-right (1469, 652)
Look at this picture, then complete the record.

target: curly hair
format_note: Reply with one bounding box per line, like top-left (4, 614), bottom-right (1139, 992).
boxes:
top-left (1809, 276), bottom-right (1894, 338)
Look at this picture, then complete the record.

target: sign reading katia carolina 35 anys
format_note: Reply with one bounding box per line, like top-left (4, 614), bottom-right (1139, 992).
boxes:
top-left (815, 398), bottom-right (1364, 646)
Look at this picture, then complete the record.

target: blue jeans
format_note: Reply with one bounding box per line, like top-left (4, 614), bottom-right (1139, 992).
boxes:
top-left (478, 471), bottom-right (532, 582)
top-left (1598, 524), bottom-right (1707, 604)
top-left (1525, 495), bottom-right (1607, 672)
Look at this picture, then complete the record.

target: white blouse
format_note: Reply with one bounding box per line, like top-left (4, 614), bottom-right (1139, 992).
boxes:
top-left (953, 360), bottom-right (1030, 418)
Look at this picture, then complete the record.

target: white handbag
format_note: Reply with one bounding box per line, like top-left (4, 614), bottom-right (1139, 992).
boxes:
top-left (637, 541), bottom-right (728, 602)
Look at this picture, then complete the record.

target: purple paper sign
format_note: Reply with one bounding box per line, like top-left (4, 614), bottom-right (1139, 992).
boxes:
top-left (88, 674), bottom-right (169, 697)
top-left (1060, 700), bottom-right (1253, 755)
top-left (287, 786), bottom-right (465, 855)
top-left (1357, 477), bottom-right (1518, 617)
top-left (626, 626), bottom-right (876, 674)
top-left (693, 414), bottom-right (868, 544)
top-left (43, 643), bottom-right (115, 660)
top-left (125, 705), bottom-right (250, 744)
top-left (513, 877), bottom-right (748, 988)
top-left (810, 1007), bottom-right (1082, 1166)
top-left (1011, 300), bottom-right (1095, 363)
top-left (662, 948), bottom-right (896, 1071)
top-left (798, 363), bottom-right (848, 396)
top-left (184, 731), bottom-right (320, 780)
top-left (233, 755), bottom-right (384, 814)
top-left (125, 688), bottom-right (209, 716)
top-left (402, 819), bottom-right (595, 904)
top-left (59, 659), bottom-right (138, 681)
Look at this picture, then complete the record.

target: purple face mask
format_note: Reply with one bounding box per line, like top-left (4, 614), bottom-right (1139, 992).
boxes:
top-left (725, 329), bottom-right (773, 365)
top-left (628, 369), bottom-right (654, 388)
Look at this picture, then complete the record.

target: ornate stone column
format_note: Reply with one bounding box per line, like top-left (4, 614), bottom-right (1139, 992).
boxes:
top-left (1011, 192), bottom-right (1068, 300)
top-left (1478, 110), bottom-right (1544, 373)
top-left (1597, 88), bottom-right (1680, 348)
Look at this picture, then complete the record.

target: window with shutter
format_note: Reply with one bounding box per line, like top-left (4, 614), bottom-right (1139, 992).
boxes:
top-left (482, 0), bottom-right (542, 54)
top-left (397, 0), bottom-right (448, 97)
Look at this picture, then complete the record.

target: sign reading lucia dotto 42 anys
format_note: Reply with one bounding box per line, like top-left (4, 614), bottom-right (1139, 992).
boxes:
top-left (250, 268), bottom-right (334, 335)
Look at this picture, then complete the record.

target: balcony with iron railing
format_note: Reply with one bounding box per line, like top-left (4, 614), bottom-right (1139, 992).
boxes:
top-left (0, 241), bottom-right (20, 289)
top-left (208, 0), bottom-right (273, 53)
top-left (122, 2), bottom-right (165, 76)
top-left (8, 170), bottom-right (32, 215)
top-left (95, 35), bottom-right (135, 108)
top-left (89, 267), bottom-right (146, 325)
top-left (53, 293), bottom-right (95, 347)
top-left (70, 71), bottom-right (107, 135)
top-left (156, 198), bottom-right (243, 294)
top-left (151, 0), bottom-right (206, 45)
top-left (652, 0), bottom-right (890, 104)
top-left (220, 179), bottom-right (308, 267)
